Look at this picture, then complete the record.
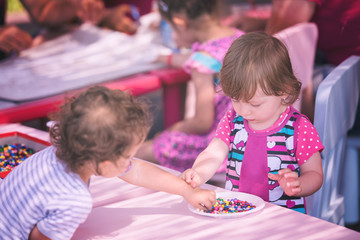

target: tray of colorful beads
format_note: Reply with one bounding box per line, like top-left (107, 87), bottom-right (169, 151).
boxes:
top-left (188, 191), bottom-right (265, 218)
top-left (0, 131), bottom-right (50, 179)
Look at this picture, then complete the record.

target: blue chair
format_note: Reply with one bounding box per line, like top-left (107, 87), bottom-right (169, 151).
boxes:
top-left (306, 56), bottom-right (360, 225)
top-left (345, 135), bottom-right (360, 224)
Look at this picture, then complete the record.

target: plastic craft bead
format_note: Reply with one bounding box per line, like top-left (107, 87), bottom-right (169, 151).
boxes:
top-left (208, 197), bottom-right (256, 214)
top-left (0, 144), bottom-right (35, 173)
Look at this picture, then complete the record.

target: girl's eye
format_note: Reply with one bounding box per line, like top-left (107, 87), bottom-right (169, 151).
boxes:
top-left (250, 103), bottom-right (261, 107)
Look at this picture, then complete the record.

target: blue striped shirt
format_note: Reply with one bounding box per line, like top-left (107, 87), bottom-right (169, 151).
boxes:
top-left (0, 146), bottom-right (92, 239)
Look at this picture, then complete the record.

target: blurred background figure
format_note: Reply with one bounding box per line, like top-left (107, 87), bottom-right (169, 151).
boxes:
top-left (0, 0), bottom-right (32, 60)
top-left (136, 0), bottom-right (245, 174)
top-left (0, 0), bottom-right (154, 60)
top-left (21, 0), bottom-right (153, 36)
top-left (265, 0), bottom-right (360, 66)
top-left (101, 0), bottom-right (153, 34)
top-left (265, 0), bottom-right (360, 134)
top-left (222, 0), bottom-right (271, 32)
top-left (224, 0), bottom-right (359, 66)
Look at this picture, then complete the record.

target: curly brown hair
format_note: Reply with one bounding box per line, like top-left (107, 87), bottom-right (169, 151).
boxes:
top-left (220, 32), bottom-right (301, 105)
top-left (49, 86), bottom-right (151, 174)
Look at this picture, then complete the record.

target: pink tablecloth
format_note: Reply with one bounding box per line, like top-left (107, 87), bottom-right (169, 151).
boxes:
top-left (0, 124), bottom-right (358, 239)
top-left (74, 173), bottom-right (360, 240)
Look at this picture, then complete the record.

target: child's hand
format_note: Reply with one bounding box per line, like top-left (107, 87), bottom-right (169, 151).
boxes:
top-left (268, 168), bottom-right (301, 196)
top-left (0, 26), bottom-right (33, 54)
top-left (183, 188), bottom-right (216, 212)
top-left (100, 4), bottom-right (139, 34)
top-left (180, 169), bottom-right (203, 188)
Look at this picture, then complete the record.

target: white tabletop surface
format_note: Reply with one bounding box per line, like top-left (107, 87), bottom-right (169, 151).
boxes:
top-left (0, 13), bottom-right (168, 102)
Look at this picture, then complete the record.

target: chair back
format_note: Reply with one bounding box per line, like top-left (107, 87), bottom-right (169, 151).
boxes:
top-left (274, 23), bottom-right (318, 112)
top-left (306, 56), bottom-right (360, 224)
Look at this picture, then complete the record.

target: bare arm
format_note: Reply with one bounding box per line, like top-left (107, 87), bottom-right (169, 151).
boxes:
top-left (268, 151), bottom-right (323, 197)
top-left (265, 0), bottom-right (316, 35)
top-left (21, 0), bottom-right (104, 28)
top-left (183, 138), bottom-right (229, 187)
top-left (0, 26), bottom-right (33, 54)
top-left (296, 151), bottom-right (323, 196)
top-left (119, 158), bottom-right (216, 210)
top-left (170, 69), bottom-right (215, 134)
top-left (21, 0), bottom-right (78, 28)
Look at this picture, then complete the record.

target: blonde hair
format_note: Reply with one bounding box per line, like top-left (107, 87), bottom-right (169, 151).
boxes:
top-left (220, 32), bottom-right (301, 105)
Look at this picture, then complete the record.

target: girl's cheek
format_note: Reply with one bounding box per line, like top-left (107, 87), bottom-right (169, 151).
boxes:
top-left (232, 102), bottom-right (242, 115)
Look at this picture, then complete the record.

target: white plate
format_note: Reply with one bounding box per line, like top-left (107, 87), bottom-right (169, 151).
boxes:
top-left (188, 191), bottom-right (265, 218)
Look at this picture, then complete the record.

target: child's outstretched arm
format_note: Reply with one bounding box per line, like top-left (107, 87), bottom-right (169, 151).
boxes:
top-left (268, 151), bottom-right (323, 197)
top-left (182, 138), bottom-right (229, 188)
top-left (119, 158), bottom-right (216, 211)
top-left (156, 52), bottom-right (191, 68)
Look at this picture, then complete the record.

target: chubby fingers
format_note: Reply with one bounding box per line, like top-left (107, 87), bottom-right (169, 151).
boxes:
top-left (287, 179), bottom-right (301, 193)
top-left (199, 190), bottom-right (216, 211)
top-left (279, 168), bottom-right (298, 178)
top-left (277, 168), bottom-right (293, 176)
top-left (284, 176), bottom-right (301, 194)
top-left (268, 168), bottom-right (295, 179)
top-left (180, 170), bottom-right (197, 188)
top-left (182, 169), bottom-right (203, 188)
top-left (268, 172), bottom-right (280, 181)
top-left (183, 170), bottom-right (194, 183)
top-left (268, 168), bottom-right (301, 195)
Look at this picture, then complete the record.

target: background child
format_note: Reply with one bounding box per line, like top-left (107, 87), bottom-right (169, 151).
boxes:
top-left (182, 32), bottom-right (324, 213)
top-left (0, 86), bottom-right (215, 239)
top-left (136, 0), bottom-right (245, 173)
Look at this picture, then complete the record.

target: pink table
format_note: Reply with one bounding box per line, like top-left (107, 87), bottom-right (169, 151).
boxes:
top-left (74, 173), bottom-right (360, 239)
top-left (1, 124), bottom-right (358, 239)
top-left (0, 123), bottom-right (50, 142)
top-left (0, 73), bottom-right (162, 124)
top-left (0, 68), bottom-right (190, 129)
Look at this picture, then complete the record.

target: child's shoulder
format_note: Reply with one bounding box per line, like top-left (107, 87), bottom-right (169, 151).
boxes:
top-left (297, 116), bottom-right (317, 132)
top-left (221, 108), bottom-right (237, 123)
top-left (183, 30), bottom-right (245, 74)
top-left (291, 108), bottom-right (314, 129)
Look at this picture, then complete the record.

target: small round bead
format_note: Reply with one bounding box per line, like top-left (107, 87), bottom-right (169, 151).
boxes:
top-left (207, 197), bottom-right (256, 214)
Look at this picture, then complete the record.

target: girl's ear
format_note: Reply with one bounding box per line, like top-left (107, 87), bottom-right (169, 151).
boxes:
top-left (281, 94), bottom-right (291, 105)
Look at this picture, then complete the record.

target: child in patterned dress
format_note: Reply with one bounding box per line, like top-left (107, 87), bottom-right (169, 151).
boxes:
top-left (0, 86), bottom-right (215, 239)
top-left (136, 0), bottom-right (245, 172)
top-left (182, 32), bottom-right (324, 213)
